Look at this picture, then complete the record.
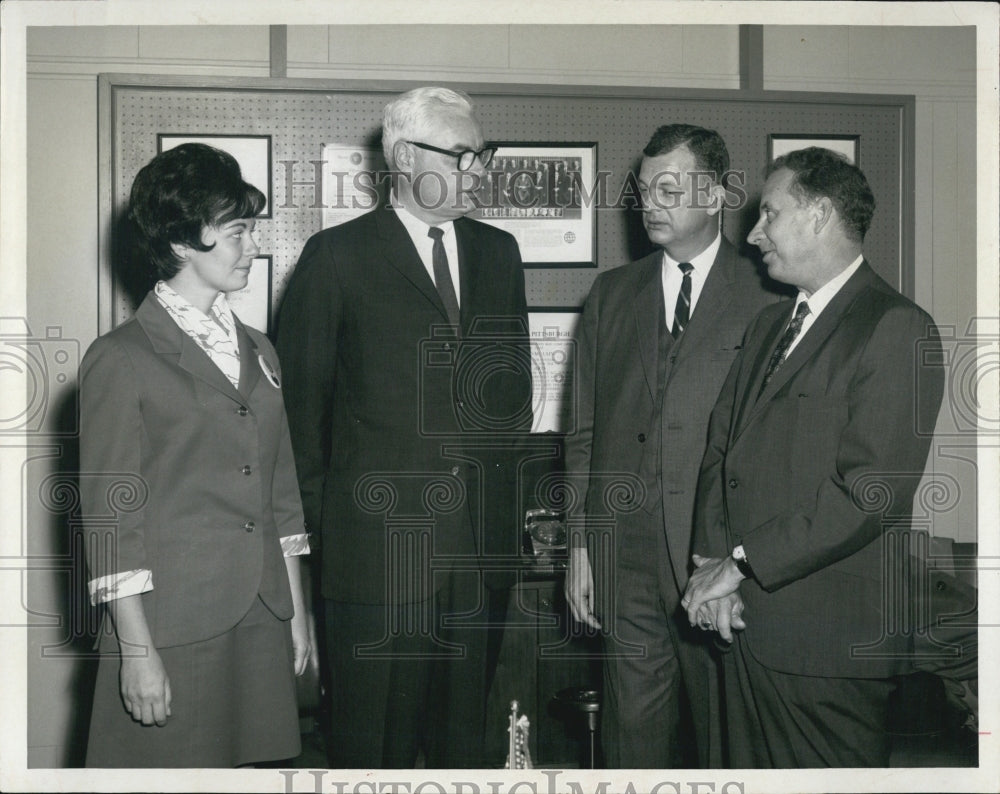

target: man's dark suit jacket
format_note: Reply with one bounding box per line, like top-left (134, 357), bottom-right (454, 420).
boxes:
top-left (693, 262), bottom-right (945, 678)
top-left (565, 236), bottom-right (780, 592)
top-left (277, 205), bottom-right (530, 605)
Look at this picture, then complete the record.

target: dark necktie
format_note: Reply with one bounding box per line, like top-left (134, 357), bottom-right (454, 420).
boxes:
top-left (428, 226), bottom-right (460, 327)
top-left (758, 301), bottom-right (811, 398)
top-left (671, 262), bottom-right (694, 338)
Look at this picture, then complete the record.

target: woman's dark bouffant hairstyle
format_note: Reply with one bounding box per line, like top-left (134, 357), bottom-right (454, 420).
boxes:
top-left (127, 143), bottom-right (265, 279)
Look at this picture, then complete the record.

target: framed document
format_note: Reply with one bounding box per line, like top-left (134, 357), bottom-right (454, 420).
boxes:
top-left (529, 308), bottom-right (581, 433)
top-left (768, 134), bottom-right (860, 165)
top-left (472, 143), bottom-right (597, 268)
top-left (320, 143), bottom-right (387, 229)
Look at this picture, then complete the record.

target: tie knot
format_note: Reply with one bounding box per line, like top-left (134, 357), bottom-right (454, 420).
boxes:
top-left (794, 301), bottom-right (811, 319)
top-left (428, 226), bottom-right (444, 242)
top-left (678, 262), bottom-right (694, 276)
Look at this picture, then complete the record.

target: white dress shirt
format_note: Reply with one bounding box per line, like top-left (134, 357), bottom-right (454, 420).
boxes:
top-left (660, 232), bottom-right (722, 327)
top-left (785, 255), bottom-right (864, 357)
top-left (393, 201), bottom-right (462, 307)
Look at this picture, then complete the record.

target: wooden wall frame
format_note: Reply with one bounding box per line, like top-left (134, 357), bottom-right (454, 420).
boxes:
top-left (98, 73), bottom-right (915, 334)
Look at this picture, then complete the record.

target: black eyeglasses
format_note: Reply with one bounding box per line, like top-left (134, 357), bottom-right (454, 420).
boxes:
top-left (406, 140), bottom-right (497, 171)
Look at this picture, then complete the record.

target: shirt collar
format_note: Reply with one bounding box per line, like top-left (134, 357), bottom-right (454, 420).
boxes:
top-left (795, 255), bottom-right (864, 316)
top-left (391, 193), bottom-right (455, 240)
top-left (154, 280), bottom-right (234, 331)
top-left (661, 232), bottom-right (722, 278)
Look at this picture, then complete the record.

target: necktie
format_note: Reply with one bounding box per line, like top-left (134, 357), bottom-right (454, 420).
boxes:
top-left (428, 226), bottom-right (460, 327)
top-left (758, 301), bottom-right (811, 398)
top-left (671, 262), bottom-right (694, 338)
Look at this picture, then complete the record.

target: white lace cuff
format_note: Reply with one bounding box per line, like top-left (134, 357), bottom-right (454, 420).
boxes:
top-left (88, 568), bottom-right (153, 605)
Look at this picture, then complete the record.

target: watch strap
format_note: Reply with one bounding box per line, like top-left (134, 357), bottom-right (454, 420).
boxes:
top-left (732, 545), bottom-right (754, 579)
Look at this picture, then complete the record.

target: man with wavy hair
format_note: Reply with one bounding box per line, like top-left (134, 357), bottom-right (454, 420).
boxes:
top-left (683, 147), bottom-right (945, 766)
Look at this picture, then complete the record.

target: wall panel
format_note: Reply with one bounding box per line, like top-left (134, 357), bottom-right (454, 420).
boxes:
top-left (101, 76), bottom-right (913, 331)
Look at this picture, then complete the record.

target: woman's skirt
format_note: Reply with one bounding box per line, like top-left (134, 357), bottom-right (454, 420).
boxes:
top-left (85, 595), bottom-right (301, 768)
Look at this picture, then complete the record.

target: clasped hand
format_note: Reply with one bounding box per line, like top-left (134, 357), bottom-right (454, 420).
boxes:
top-left (681, 554), bottom-right (747, 642)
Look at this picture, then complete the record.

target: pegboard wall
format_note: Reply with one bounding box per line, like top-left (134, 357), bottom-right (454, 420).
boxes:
top-left (100, 76), bottom-right (911, 331)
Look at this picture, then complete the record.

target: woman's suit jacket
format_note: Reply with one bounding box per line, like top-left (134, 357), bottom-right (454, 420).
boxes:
top-left (80, 293), bottom-right (303, 648)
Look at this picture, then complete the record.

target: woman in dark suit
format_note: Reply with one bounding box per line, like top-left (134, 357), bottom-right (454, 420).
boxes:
top-left (81, 143), bottom-right (311, 767)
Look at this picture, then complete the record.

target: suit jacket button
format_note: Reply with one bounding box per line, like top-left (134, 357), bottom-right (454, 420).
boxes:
top-left (450, 466), bottom-right (460, 476)
top-left (242, 465), bottom-right (253, 475)
top-left (728, 478), bottom-right (739, 489)
top-left (237, 406), bottom-right (249, 416)
top-left (243, 521), bottom-right (255, 532)
top-left (637, 433), bottom-right (646, 443)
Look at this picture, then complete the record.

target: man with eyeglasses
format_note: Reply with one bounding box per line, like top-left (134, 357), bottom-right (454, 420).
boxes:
top-left (277, 86), bottom-right (530, 768)
top-left (564, 124), bottom-right (782, 767)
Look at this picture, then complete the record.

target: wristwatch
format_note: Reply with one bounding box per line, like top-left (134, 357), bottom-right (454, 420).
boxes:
top-left (732, 544), bottom-right (754, 579)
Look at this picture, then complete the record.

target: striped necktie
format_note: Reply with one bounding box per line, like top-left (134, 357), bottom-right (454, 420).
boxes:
top-left (671, 262), bottom-right (694, 338)
top-left (758, 301), bottom-right (811, 398)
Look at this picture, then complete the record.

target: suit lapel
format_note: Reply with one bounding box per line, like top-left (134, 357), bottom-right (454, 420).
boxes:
top-left (666, 238), bottom-right (737, 375)
top-left (234, 319), bottom-right (261, 398)
top-left (736, 261), bottom-right (878, 437)
top-left (135, 293), bottom-right (244, 403)
top-left (454, 217), bottom-right (482, 334)
top-left (376, 205), bottom-right (451, 324)
top-left (630, 252), bottom-right (665, 401)
top-left (733, 309), bottom-right (786, 434)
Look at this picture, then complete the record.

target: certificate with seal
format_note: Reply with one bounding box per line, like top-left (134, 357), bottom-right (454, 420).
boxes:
top-left (470, 143), bottom-right (597, 268)
top-left (529, 309), bottom-right (580, 433)
top-left (320, 144), bottom-right (387, 230)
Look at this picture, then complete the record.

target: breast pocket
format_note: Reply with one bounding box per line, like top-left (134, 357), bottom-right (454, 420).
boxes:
top-left (709, 346), bottom-right (741, 363)
top-left (788, 395), bottom-right (849, 489)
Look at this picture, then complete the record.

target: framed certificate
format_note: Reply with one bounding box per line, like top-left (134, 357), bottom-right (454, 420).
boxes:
top-left (471, 143), bottom-right (597, 268)
top-left (529, 308), bottom-right (581, 433)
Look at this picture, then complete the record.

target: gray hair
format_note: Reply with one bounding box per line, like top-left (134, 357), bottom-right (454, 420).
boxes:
top-left (382, 86), bottom-right (476, 169)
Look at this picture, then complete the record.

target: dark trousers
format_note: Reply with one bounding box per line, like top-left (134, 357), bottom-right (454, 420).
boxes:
top-left (596, 510), bottom-right (723, 768)
top-left (725, 634), bottom-right (896, 767)
top-left (324, 570), bottom-right (498, 768)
